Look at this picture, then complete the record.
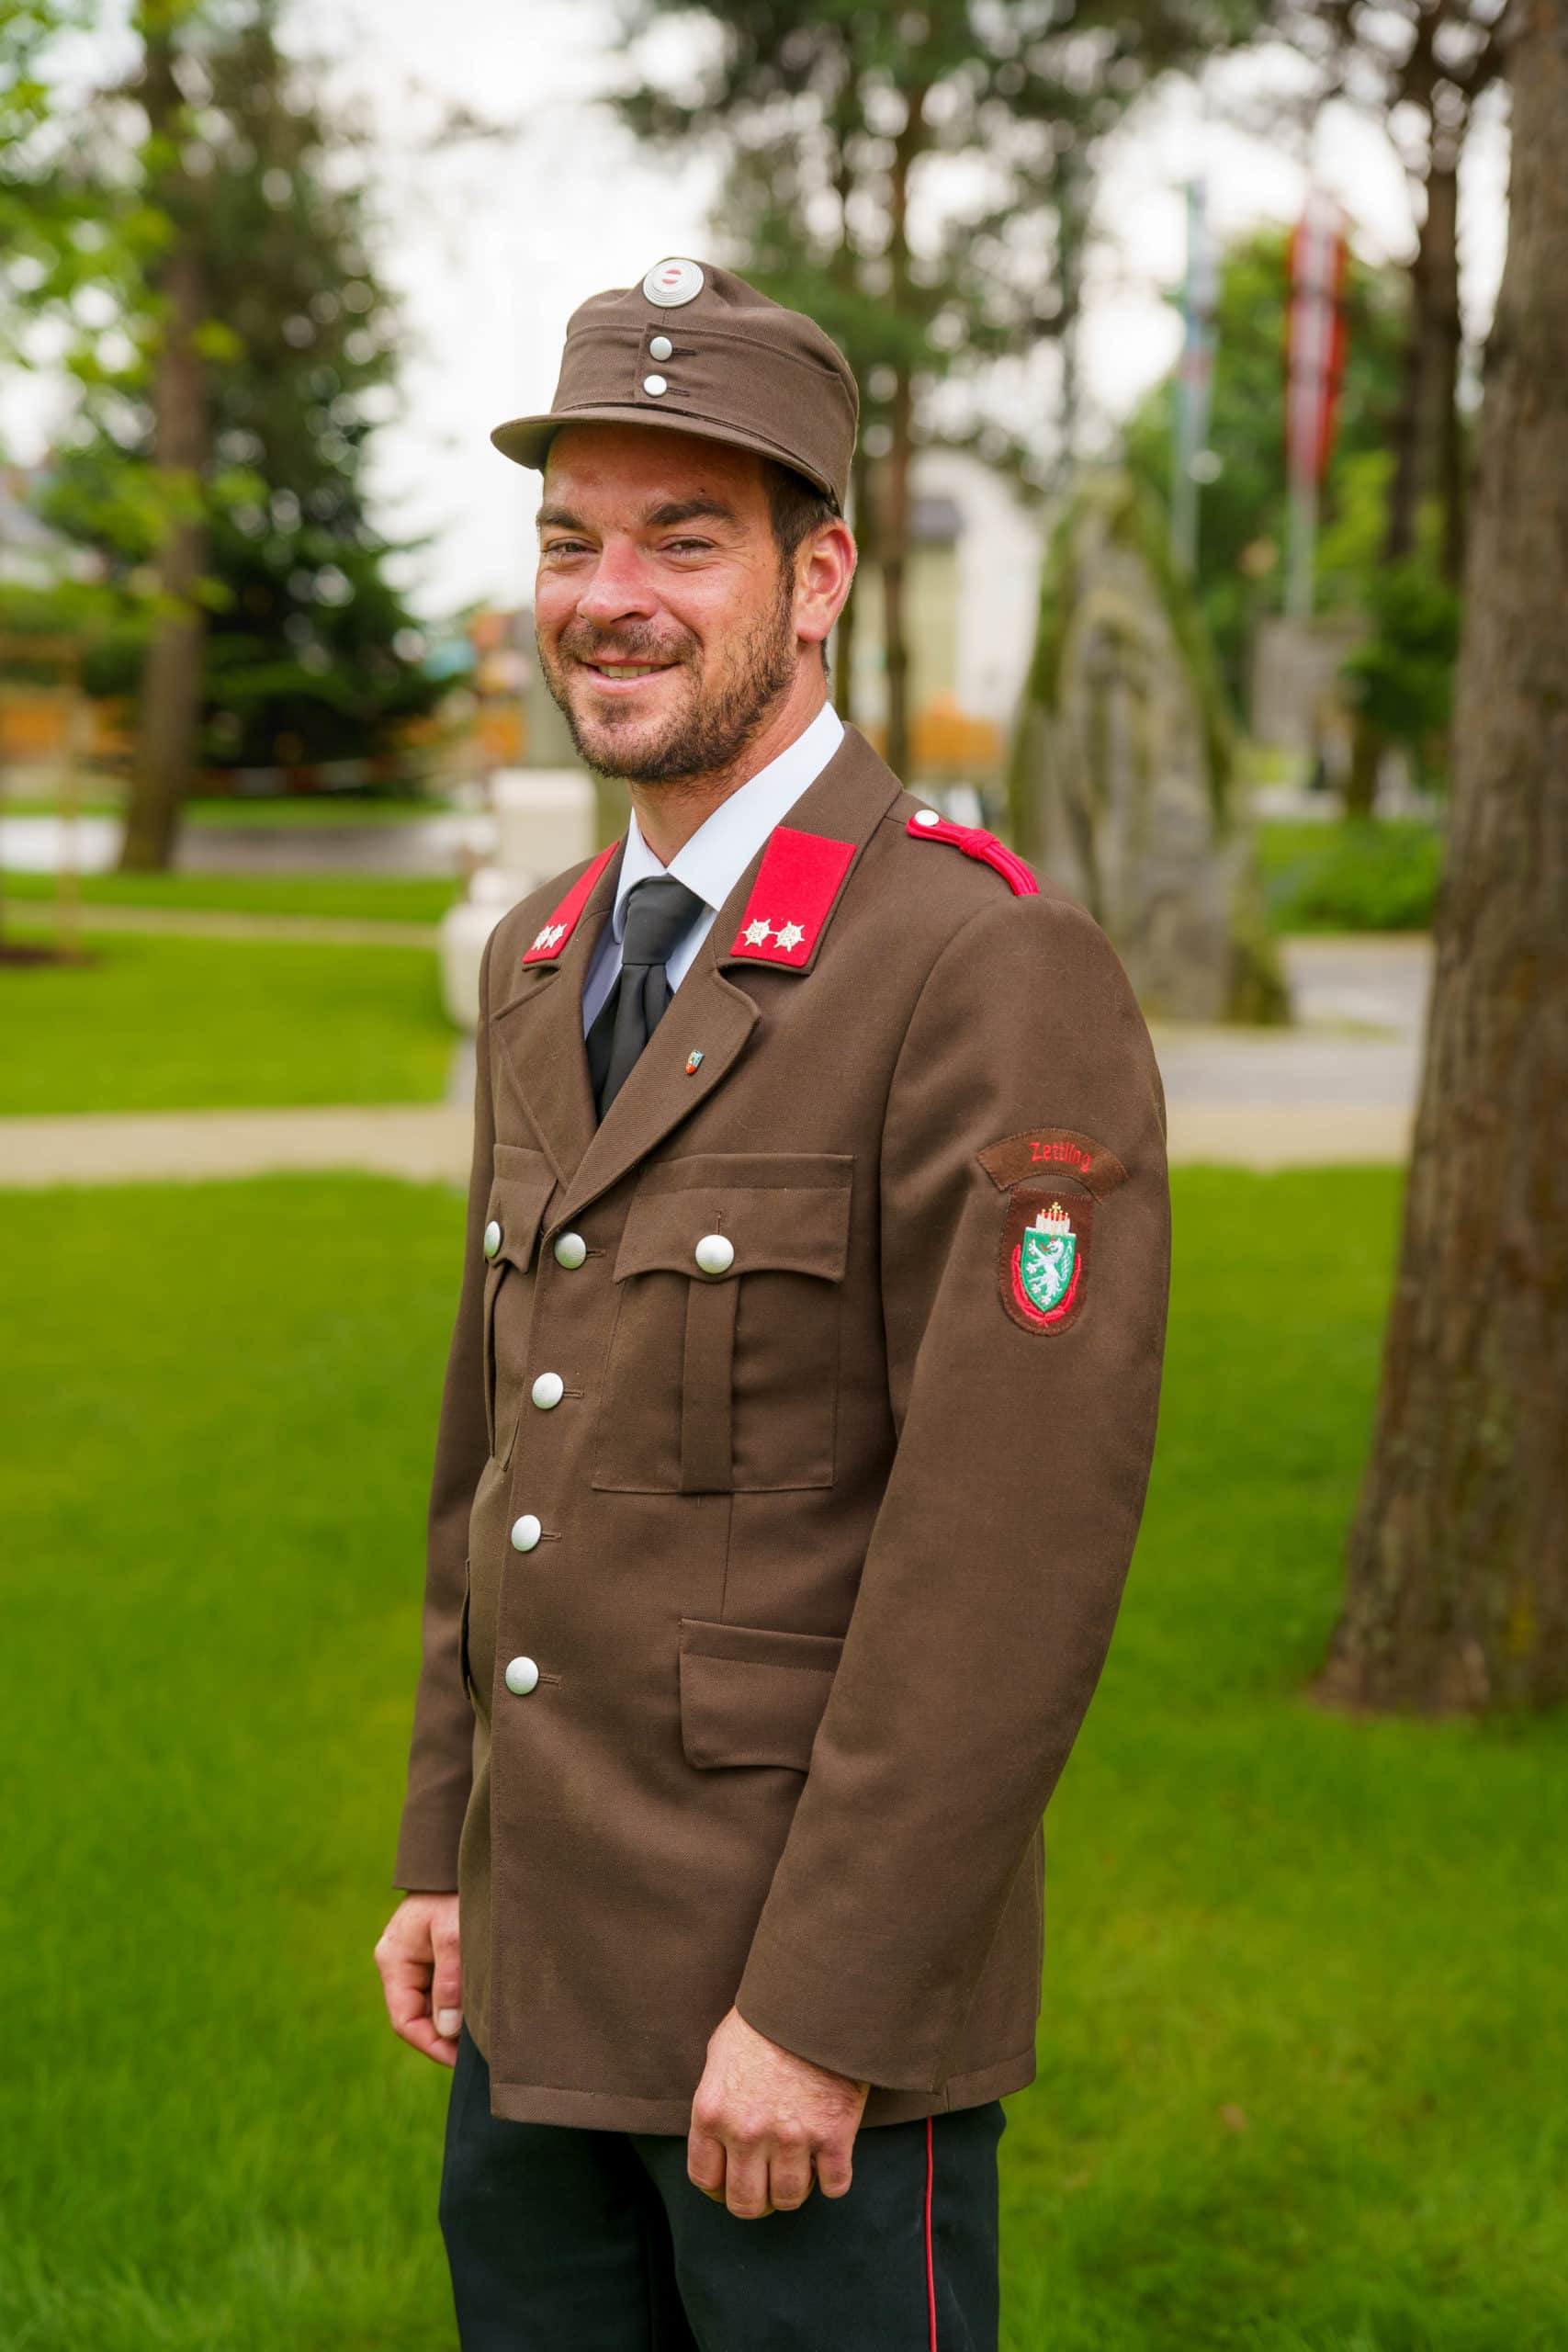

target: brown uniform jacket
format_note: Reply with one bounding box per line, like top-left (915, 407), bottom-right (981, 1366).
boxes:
top-left (394, 723), bottom-right (1170, 2132)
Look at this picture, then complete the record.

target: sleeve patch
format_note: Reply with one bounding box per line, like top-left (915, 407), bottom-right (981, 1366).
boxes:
top-left (977, 1126), bottom-right (1127, 1198)
top-left (998, 1180), bottom-right (1094, 1335)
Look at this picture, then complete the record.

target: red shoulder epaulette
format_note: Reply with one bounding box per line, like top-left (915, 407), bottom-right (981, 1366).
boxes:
top-left (521, 840), bottom-right (621, 963)
top-left (728, 825), bottom-right (856, 967)
top-left (906, 810), bottom-right (1037, 897)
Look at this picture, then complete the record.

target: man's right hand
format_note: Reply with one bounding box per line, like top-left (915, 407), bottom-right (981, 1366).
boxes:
top-left (375, 1893), bottom-right (462, 2066)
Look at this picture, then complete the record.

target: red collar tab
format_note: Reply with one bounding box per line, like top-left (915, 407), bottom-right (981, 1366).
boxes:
top-left (521, 840), bottom-right (621, 964)
top-left (728, 825), bottom-right (856, 969)
top-left (907, 810), bottom-right (1038, 897)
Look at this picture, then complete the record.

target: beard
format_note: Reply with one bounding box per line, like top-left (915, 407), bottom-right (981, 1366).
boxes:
top-left (537, 570), bottom-right (798, 786)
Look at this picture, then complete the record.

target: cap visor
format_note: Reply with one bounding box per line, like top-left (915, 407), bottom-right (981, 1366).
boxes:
top-left (489, 404), bottom-right (836, 502)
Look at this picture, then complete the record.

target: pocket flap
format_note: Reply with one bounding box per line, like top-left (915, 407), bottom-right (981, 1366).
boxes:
top-left (615, 1154), bottom-right (853, 1283)
top-left (484, 1146), bottom-right (556, 1275)
top-left (678, 1617), bottom-right (844, 1770)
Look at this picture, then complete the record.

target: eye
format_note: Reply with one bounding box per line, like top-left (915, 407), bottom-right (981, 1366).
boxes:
top-left (541, 537), bottom-right (591, 558)
top-left (662, 537), bottom-right (712, 555)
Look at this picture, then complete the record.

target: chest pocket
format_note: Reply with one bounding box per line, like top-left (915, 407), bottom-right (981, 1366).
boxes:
top-left (592, 1152), bottom-right (853, 1495)
top-left (482, 1144), bottom-right (556, 1464)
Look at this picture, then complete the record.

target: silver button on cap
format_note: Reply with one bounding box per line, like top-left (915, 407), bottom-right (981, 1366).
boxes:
top-left (504, 1655), bottom-right (539, 1695)
top-left (510, 1513), bottom-right (542, 1553)
top-left (649, 334), bottom-right (672, 360)
top-left (553, 1231), bottom-right (587, 1269)
top-left (694, 1233), bottom-right (735, 1276)
top-left (531, 1371), bottom-right (565, 1410)
top-left (642, 373), bottom-right (668, 396)
top-left (482, 1218), bottom-right (502, 1258)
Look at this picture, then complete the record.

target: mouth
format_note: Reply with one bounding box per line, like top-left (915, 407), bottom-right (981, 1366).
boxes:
top-left (577, 658), bottom-right (679, 694)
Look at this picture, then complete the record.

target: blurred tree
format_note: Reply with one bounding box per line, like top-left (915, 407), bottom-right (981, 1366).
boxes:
top-left (1280, 0), bottom-right (1505, 812)
top-left (1318, 0), bottom-right (1568, 1714)
top-left (1123, 226), bottom-right (1406, 712)
top-left (611, 0), bottom-right (1264, 774)
top-left (13, 0), bottom-right (440, 868)
top-left (1288, 0), bottom-right (1504, 585)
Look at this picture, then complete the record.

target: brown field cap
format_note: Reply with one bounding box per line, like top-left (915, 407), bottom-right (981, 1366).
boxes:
top-left (491, 256), bottom-right (860, 510)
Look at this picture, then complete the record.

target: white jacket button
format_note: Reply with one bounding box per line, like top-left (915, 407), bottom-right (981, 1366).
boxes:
top-left (694, 1233), bottom-right (734, 1275)
top-left (510, 1514), bottom-right (542, 1553)
top-left (504, 1656), bottom-right (539, 1695)
top-left (531, 1372), bottom-right (565, 1409)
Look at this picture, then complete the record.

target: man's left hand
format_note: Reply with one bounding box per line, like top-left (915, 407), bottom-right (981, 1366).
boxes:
top-left (688, 2007), bottom-right (870, 2220)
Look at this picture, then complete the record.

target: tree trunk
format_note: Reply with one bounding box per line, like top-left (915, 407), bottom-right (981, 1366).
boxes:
top-left (1343, 710), bottom-right (1383, 820)
top-left (836, 440), bottom-right (873, 729)
top-left (881, 369), bottom-right (912, 778)
top-left (1317, 0), bottom-right (1568, 1715)
top-left (1384, 137), bottom-right (1464, 573)
top-left (880, 83), bottom-right (927, 782)
top-left (118, 28), bottom-right (209, 874)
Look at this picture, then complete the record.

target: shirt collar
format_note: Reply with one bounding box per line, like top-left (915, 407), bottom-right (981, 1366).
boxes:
top-left (610, 701), bottom-right (845, 942)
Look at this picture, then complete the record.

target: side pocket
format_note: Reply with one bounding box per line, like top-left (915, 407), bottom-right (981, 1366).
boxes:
top-left (459, 1562), bottom-right (474, 1704)
top-left (677, 1618), bottom-right (845, 1771)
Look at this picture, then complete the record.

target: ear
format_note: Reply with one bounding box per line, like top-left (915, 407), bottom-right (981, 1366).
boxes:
top-left (795, 519), bottom-right (857, 655)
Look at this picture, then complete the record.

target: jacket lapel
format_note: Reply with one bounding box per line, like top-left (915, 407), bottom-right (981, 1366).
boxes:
top-left (551, 724), bottom-right (902, 1227)
top-left (488, 842), bottom-right (624, 1188)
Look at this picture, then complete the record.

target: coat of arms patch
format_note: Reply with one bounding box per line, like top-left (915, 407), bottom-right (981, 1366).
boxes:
top-left (998, 1183), bottom-right (1095, 1334)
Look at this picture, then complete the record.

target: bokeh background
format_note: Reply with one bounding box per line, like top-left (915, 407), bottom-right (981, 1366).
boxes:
top-left (4, 3), bottom-right (1564, 2347)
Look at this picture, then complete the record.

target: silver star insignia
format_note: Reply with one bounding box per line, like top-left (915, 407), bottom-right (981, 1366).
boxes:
top-left (773, 920), bottom-right (807, 953)
top-left (742, 917), bottom-right (773, 946)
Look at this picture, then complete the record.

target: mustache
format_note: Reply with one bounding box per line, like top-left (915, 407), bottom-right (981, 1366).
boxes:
top-left (560, 627), bottom-right (691, 666)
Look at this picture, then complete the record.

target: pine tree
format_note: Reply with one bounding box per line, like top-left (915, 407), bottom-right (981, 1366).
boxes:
top-left (32, 2), bottom-right (440, 867)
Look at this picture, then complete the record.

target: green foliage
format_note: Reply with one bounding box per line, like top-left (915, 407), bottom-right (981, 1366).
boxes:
top-left (1340, 564), bottom-right (1461, 790)
top-left (4, 4), bottom-right (441, 769)
top-left (5, 1166), bottom-right (1567, 2346)
top-left (613, 0), bottom-right (1271, 491)
top-left (1257, 817), bottom-right (1444, 932)
top-left (1123, 228), bottom-right (1409, 708)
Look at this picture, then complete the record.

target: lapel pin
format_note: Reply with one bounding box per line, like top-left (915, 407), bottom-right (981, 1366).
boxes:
top-left (684, 1050), bottom-right (705, 1076)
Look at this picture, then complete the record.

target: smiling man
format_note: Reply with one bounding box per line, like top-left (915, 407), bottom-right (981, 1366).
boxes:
top-left (376, 259), bottom-right (1171, 2351)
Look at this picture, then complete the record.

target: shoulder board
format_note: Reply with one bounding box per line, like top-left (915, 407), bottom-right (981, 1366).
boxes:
top-left (521, 840), bottom-right (621, 963)
top-left (727, 825), bottom-right (856, 968)
top-left (906, 810), bottom-right (1037, 897)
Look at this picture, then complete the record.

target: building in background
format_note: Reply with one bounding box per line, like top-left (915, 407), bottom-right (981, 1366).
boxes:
top-left (845, 448), bottom-right (1045, 795)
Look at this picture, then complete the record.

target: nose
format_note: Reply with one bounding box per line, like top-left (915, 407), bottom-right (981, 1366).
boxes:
top-left (575, 537), bottom-right (658, 629)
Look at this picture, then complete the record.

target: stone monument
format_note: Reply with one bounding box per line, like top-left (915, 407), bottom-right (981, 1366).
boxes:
top-left (1007, 470), bottom-right (1289, 1025)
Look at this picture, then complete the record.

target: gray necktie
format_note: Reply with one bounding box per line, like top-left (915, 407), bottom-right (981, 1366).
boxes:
top-left (587, 875), bottom-right (706, 1119)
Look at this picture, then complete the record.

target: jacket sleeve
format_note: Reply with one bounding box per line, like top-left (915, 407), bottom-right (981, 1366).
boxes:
top-left (734, 888), bottom-right (1171, 2089)
top-left (391, 925), bottom-right (498, 1892)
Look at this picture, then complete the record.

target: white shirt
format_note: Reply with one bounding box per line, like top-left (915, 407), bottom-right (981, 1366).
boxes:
top-left (581, 701), bottom-right (845, 1034)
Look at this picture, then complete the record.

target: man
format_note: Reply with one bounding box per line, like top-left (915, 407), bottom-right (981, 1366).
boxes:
top-left (375, 257), bottom-right (1170, 2350)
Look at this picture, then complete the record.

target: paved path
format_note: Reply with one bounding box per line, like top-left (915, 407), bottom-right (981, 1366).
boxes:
top-left (0, 934), bottom-right (1432, 1188)
top-left (0, 1104), bottom-right (475, 1188)
top-left (0, 808), bottom-right (491, 876)
top-left (0, 1098), bottom-right (1416, 1188)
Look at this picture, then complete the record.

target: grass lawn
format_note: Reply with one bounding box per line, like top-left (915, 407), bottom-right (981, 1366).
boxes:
top-left (1255, 819), bottom-right (1444, 933)
top-left (4, 868), bottom-right (463, 926)
top-left (4, 1168), bottom-right (1563, 2350)
top-left (0, 925), bottom-right (453, 1114)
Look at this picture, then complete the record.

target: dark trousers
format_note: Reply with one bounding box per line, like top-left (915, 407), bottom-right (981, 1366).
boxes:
top-left (439, 2025), bottom-right (1005, 2351)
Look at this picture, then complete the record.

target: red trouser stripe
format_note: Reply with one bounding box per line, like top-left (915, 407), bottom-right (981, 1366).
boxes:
top-left (924, 2115), bottom-right (938, 2349)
